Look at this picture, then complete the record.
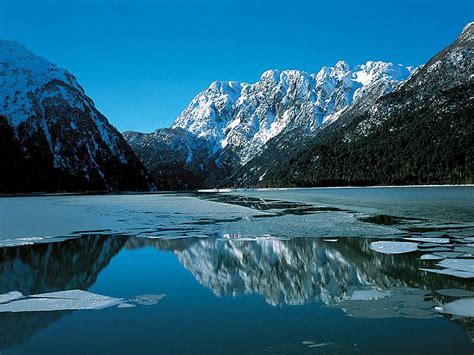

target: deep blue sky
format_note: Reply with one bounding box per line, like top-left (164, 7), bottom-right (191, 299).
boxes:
top-left (0, 0), bottom-right (472, 132)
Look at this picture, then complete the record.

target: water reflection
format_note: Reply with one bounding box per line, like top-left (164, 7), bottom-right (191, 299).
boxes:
top-left (130, 236), bottom-right (474, 339)
top-left (0, 235), bottom-right (128, 350)
top-left (1, 233), bottom-right (474, 351)
top-left (128, 237), bottom-right (473, 306)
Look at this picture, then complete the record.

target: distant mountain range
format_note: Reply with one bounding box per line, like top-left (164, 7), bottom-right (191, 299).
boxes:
top-left (125, 61), bottom-right (413, 188)
top-left (126, 22), bottom-right (473, 189)
top-left (1, 23), bottom-right (472, 192)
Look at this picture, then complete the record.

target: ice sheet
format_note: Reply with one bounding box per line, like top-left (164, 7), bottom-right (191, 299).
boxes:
top-left (420, 268), bottom-right (474, 279)
top-left (0, 291), bottom-right (24, 304)
top-left (404, 237), bottom-right (450, 244)
top-left (437, 259), bottom-right (474, 273)
top-left (350, 289), bottom-right (391, 300)
top-left (436, 289), bottom-right (474, 297)
top-left (420, 254), bottom-right (444, 260)
top-left (438, 298), bottom-right (474, 317)
top-left (0, 193), bottom-right (403, 245)
top-left (0, 290), bottom-right (123, 312)
top-left (370, 241), bottom-right (419, 254)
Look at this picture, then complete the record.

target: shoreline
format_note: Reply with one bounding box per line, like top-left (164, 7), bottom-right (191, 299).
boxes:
top-left (0, 184), bottom-right (473, 198)
top-left (198, 184), bottom-right (474, 193)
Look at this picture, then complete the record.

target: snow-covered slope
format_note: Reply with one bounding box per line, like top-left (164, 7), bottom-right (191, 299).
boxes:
top-left (0, 39), bottom-right (153, 192)
top-left (172, 61), bottom-right (413, 165)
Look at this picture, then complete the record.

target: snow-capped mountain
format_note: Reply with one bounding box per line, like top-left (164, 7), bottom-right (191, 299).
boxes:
top-left (0, 40), bottom-right (153, 192)
top-left (127, 61), bottom-right (412, 188)
top-left (234, 22), bottom-right (474, 187)
top-left (173, 61), bottom-right (412, 165)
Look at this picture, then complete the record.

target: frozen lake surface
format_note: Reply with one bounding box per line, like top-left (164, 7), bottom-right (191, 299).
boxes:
top-left (0, 186), bottom-right (473, 354)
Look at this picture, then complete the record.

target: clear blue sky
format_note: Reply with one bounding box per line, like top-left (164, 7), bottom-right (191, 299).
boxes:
top-left (0, 0), bottom-right (472, 132)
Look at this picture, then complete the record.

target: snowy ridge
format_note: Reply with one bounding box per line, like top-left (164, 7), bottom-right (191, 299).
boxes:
top-left (172, 60), bottom-right (413, 165)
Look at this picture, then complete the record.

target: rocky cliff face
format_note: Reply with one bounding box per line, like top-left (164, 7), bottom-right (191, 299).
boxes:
top-left (0, 40), bottom-right (154, 192)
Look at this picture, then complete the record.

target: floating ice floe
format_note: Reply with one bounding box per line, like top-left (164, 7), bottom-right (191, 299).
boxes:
top-left (417, 243), bottom-right (448, 248)
top-left (454, 246), bottom-right (474, 255)
top-left (421, 258), bottom-right (474, 278)
top-left (130, 294), bottom-right (166, 306)
top-left (421, 247), bottom-right (452, 252)
top-left (436, 289), bottom-right (474, 297)
top-left (337, 287), bottom-right (438, 320)
top-left (404, 237), bottom-right (450, 244)
top-left (370, 241), bottom-right (418, 254)
top-left (0, 290), bottom-right (123, 312)
top-left (437, 298), bottom-right (474, 317)
top-left (0, 290), bottom-right (166, 313)
top-left (0, 291), bottom-right (24, 304)
top-left (437, 259), bottom-right (474, 273)
top-left (420, 254), bottom-right (444, 260)
top-left (350, 289), bottom-right (391, 301)
top-left (434, 252), bottom-right (465, 259)
top-left (419, 268), bottom-right (474, 279)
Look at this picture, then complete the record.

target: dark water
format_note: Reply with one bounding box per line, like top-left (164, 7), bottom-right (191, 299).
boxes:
top-left (0, 187), bottom-right (473, 354)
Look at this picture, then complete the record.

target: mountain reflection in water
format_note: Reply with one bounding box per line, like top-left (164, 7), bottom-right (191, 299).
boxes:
top-left (1, 233), bottom-right (474, 352)
top-left (128, 236), bottom-right (473, 307)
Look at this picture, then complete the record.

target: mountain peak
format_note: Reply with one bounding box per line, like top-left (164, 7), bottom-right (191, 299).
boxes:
top-left (207, 80), bottom-right (241, 93)
top-left (260, 69), bottom-right (281, 82)
top-left (0, 39), bottom-right (85, 127)
top-left (460, 22), bottom-right (474, 43)
top-left (334, 60), bottom-right (349, 68)
top-left (333, 60), bottom-right (350, 78)
top-left (462, 22), bottom-right (474, 34)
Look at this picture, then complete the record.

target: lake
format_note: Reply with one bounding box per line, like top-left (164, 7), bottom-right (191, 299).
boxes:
top-left (0, 187), bottom-right (473, 354)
